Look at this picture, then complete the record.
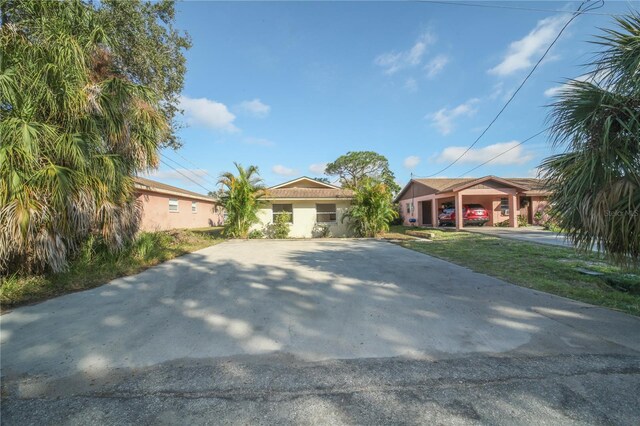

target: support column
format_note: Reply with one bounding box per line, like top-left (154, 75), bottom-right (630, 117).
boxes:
top-left (509, 193), bottom-right (518, 227)
top-left (455, 192), bottom-right (464, 230)
top-left (431, 198), bottom-right (438, 227)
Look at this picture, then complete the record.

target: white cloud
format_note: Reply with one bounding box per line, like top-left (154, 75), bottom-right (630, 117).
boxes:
top-left (489, 15), bottom-right (568, 76)
top-left (434, 141), bottom-right (534, 165)
top-left (374, 31), bottom-right (436, 75)
top-left (238, 98), bottom-right (271, 118)
top-left (543, 73), bottom-right (600, 97)
top-left (144, 168), bottom-right (212, 188)
top-left (272, 165), bottom-right (298, 176)
top-left (404, 78), bottom-right (418, 92)
top-left (403, 156), bottom-right (421, 170)
top-left (427, 98), bottom-right (479, 135)
top-left (424, 54), bottom-right (449, 78)
top-left (308, 163), bottom-right (327, 175)
top-left (179, 95), bottom-right (238, 132)
top-left (244, 137), bottom-right (274, 147)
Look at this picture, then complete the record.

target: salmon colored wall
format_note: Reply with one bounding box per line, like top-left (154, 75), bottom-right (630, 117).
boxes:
top-left (531, 197), bottom-right (549, 225)
top-left (136, 189), bottom-right (224, 231)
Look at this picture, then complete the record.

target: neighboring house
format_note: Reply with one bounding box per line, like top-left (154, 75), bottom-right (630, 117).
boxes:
top-left (135, 177), bottom-right (224, 231)
top-left (254, 177), bottom-right (354, 238)
top-left (394, 176), bottom-right (549, 229)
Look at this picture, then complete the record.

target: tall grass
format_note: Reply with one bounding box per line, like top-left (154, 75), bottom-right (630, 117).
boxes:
top-left (0, 228), bottom-right (222, 309)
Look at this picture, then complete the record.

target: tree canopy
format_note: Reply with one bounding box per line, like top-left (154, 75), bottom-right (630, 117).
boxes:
top-left (541, 11), bottom-right (640, 267)
top-left (0, 0), bottom-right (177, 273)
top-left (325, 151), bottom-right (400, 194)
top-left (218, 163), bottom-right (265, 239)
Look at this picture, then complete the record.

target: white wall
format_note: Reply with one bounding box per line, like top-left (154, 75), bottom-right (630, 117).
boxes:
top-left (253, 200), bottom-right (352, 238)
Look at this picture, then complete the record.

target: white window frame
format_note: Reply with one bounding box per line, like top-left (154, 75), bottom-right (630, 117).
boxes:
top-left (500, 197), bottom-right (509, 216)
top-left (316, 204), bottom-right (337, 223)
top-left (272, 204), bottom-right (293, 223)
top-left (191, 201), bottom-right (197, 214)
top-left (169, 198), bottom-right (179, 212)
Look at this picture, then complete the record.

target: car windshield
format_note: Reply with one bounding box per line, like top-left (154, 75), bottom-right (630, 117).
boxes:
top-left (467, 204), bottom-right (484, 209)
top-left (442, 208), bottom-right (455, 214)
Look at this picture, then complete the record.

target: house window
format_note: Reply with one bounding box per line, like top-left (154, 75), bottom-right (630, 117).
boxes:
top-left (192, 201), bottom-right (197, 213)
top-left (272, 204), bottom-right (293, 223)
top-left (406, 202), bottom-right (413, 214)
top-left (316, 204), bottom-right (337, 223)
top-left (169, 198), bottom-right (179, 212)
top-left (500, 197), bottom-right (509, 215)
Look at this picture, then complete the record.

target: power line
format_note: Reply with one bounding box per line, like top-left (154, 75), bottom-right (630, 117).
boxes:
top-left (159, 153), bottom-right (218, 188)
top-left (455, 129), bottom-right (548, 178)
top-left (171, 149), bottom-right (220, 184)
top-left (415, 0), bottom-right (601, 178)
top-left (158, 158), bottom-right (216, 195)
top-left (416, 0), bottom-right (616, 17)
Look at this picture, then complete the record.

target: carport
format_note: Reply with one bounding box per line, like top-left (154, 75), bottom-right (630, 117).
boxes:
top-left (396, 176), bottom-right (550, 229)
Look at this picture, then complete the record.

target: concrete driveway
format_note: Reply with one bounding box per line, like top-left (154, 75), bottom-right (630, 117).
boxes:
top-left (463, 225), bottom-right (576, 248)
top-left (2, 239), bottom-right (639, 424)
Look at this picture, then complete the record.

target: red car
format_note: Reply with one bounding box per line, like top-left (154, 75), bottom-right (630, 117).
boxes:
top-left (438, 204), bottom-right (489, 227)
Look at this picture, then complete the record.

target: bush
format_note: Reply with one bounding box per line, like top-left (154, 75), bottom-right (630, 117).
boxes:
top-left (264, 212), bottom-right (291, 239)
top-left (312, 224), bottom-right (331, 238)
top-left (494, 219), bottom-right (510, 227)
top-left (248, 230), bottom-right (264, 239)
top-left (518, 215), bottom-right (529, 227)
top-left (343, 178), bottom-right (398, 237)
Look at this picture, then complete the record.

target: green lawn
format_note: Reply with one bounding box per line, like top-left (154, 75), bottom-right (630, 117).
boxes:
top-left (0, 227), bottom-right (224, 310)
top-left (384, 225), bottom-right (640, 316)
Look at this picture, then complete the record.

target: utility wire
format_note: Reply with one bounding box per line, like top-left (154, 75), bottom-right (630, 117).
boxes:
top-left (415, 0), bottom-right (601, 178)
top-left (159, 153), bottom-right (218, 188)
top-left (416, 0), bottom-right (615, 17)
top-left (171, 149), bottom-right (220, 184)
top-left (158, 158), bottom-right (216, 195)
top-left (455, 129), bottom-right (548, 178)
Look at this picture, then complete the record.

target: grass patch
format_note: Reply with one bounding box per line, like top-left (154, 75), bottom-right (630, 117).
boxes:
top-left (384, 225), bottom-right (640, 316)
top-left (0, 227), bottom-right (224, 310)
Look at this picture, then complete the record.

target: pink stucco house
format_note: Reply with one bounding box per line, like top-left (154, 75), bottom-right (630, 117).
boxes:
top-left (394, 176), bottom-right (549, 229)
top-left (134, 177), bottom-right (224, 231)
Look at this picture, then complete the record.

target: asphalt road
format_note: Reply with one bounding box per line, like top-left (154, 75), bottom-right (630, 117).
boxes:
top-left (2, 239), bottom-right (639, 425)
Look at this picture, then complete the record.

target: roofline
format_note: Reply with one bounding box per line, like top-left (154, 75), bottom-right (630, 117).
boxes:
top-left (393, 179), bottom-right (432, 203)
top-left (444, 175), bottom-right (531, 192)
top-left (134, 178), bottom-right (217, 203)
top-left (269, 176), bottom-right (341, 190)
top-left (262, 197), bottom-right (353, 201)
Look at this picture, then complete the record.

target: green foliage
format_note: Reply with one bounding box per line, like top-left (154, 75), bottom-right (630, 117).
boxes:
top-left (248, 229), bottom-right (264, 239)
top-left (0, 0), bottom-right (170, 274)
top-left (325, 151), bottom-right (400, 194)
top-left (218, 163), bottom-right (264, 238)
top-left (541, 12), bottom-right (640, 268)
top-left (0, 228), bottom-right (223, 308)
top-left (494, 219), bottom-right (510, 227)
top-left (265, 212), bottom-right (291, 239)
top-left (95, 0), bottom-right (191, 149)
top-left (518, 215), bottom-right (529, 227)
top-left (343, 178), bottom-right (398, 237)
top-left (312, 223), bottom-right (331, 238)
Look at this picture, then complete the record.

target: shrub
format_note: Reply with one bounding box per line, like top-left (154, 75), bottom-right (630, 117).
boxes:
top-left (518, 215), bottom-right (529, 227)
top-left (248, 230), bottom-right (264, 239)
top-left (264, 212), bottom-right (291, 239)
top-left (343, 178), bottom-right (398, 237)
top-left (494, 219), bottom-right (510, 227)
top-left (312, 224), bottom-right (331, 238)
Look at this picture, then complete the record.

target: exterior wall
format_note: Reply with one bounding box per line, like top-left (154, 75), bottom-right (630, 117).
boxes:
top-left (136, 189), bottom-right (223, 231)
top-left (253, 200), bottom-right (352, 238)
top-left (530, 196), bottom-right (549, 225)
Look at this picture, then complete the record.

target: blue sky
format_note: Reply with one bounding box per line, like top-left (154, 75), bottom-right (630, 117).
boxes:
top-left (146, 1), bottom-right (636, 193)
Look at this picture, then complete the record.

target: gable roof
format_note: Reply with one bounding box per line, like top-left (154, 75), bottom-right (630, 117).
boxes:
top-left (394, 176), bottom-right (549, 201)
top-left (264, 176), bottom-right (353, 200)
top-left (134, 177), bottom-right (216, 202)
top-left (270, 176), bottom-right (341, 190)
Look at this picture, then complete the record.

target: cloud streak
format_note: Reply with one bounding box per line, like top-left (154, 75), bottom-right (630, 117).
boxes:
top-left (179, 95), bottom-right (238, 132)
top-left (238, 98), bottom-right (271, 118)
top-left (272, 165), bottom-right (298, 176)
top-left (433, 141), bottom-right (534, 165)
top-left (375, 31), bottom-right (436, 75)
top-left (488, 15), bottom-right (568, 76)
top-left (427, 98), bottom-right (479, 135)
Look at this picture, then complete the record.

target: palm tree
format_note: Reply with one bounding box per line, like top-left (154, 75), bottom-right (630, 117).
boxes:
top-left (343, 178), bottom-right (398, 237)
top-left (541, 12), bottom-right (640, 267)
top-left (0, 1), bottom-right (167, 274)
top-left (218, 163), bottom-right (265, 238)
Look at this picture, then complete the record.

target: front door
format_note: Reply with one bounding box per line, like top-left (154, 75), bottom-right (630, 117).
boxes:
top-left (422, 201), bottom-right (432, 226)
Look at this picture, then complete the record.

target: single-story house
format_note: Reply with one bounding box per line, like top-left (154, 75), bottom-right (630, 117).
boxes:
top-left (394, 176), bottom-right (549, 229)
top-left (135, 177), bottom-right (224, 231)
top-left (254, 177), bottom-right (354, 238)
